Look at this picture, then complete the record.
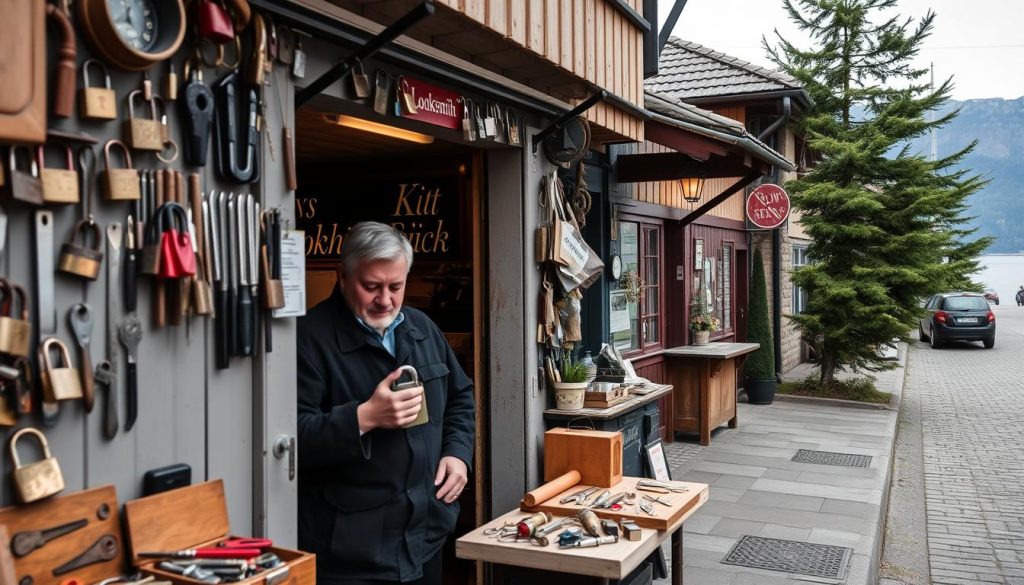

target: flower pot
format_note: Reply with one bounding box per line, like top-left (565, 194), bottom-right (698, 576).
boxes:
top-left (553, 382), bottom-right (587, 411)
top-left (693, 330), bottom-right (710, 346)
top-left (745, 378), bottom-right (776, 405)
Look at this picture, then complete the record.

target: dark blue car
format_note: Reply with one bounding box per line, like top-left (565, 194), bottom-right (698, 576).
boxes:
top-left (919, 292), bottom-right (996, 349)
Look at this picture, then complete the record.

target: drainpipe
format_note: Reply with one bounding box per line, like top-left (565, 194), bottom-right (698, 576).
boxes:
top-left (757, 97), bottom-right (791, 380)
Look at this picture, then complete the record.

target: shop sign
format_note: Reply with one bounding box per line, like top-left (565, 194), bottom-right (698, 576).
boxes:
top-left (746, 184), bottom-right (791, 229)
top-left (399, 76), bottom-right (462, 130)
top-left (295, 176), bottom-right (460, 261)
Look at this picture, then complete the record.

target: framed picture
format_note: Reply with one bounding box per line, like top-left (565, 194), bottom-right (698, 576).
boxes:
top-left (644, 439), bottom-right (672, 481)
top-left (694, 238), bottom-right (704, 270)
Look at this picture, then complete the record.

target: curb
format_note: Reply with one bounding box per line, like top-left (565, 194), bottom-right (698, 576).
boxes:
top-left (768, 392), bottom-right (892, 410)
top-left (870, 342), bottom-right (909, 585)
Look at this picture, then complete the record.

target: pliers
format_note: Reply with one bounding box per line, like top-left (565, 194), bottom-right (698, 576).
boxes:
top-left (560, 487), bottom-right (599, 505)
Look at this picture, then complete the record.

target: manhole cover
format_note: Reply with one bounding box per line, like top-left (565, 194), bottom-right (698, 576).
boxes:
top-left (721, 535), bottom-right (852, 579)
top-left (792, 449), bottom-right (872, 468)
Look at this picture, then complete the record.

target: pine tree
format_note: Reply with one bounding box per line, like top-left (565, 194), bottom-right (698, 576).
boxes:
top-left (746, 247), bottom-right (775, 381)
top-left (764, 0), bottom-right (991, 383)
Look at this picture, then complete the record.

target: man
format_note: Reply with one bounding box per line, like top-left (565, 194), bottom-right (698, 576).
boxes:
top-left (297, 222), bottom-right (475, 585)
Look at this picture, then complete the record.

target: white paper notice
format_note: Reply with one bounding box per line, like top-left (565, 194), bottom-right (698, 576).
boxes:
top-left (273, 230), bottom-right (307, 318)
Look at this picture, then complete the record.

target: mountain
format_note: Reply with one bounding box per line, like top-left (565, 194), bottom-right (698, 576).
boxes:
top-left (907, 97), bottom-right (1024, 253)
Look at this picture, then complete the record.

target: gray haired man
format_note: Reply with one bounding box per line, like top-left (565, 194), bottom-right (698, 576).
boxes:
top-left (297, 221), bottom-right (475, 585)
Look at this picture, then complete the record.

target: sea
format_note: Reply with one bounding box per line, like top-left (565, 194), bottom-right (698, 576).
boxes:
top-left (974, 254), bottom-right (1024, 304)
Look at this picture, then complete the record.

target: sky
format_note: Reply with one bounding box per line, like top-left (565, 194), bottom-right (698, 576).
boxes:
top-left (659, 0), bottom-right (1024, 101)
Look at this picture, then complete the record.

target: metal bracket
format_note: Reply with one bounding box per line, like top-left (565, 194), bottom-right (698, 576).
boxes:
top-left (531, 90), bottom-right (607, 153)
top-left (295, 1), bottom-right (436, 108)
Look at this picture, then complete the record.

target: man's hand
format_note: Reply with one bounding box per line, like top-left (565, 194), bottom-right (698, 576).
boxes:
top-left (356, 369), bottom-right (424, 433)
top-left (435, 456), bottom-right (468, 504)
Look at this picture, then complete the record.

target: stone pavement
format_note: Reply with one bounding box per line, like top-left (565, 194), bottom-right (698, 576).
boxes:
top-left (654, 345), bottom-right (906, 585)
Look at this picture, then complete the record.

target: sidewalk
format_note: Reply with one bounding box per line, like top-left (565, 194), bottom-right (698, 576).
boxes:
top-left (655, 345), bottom-right (906, 584)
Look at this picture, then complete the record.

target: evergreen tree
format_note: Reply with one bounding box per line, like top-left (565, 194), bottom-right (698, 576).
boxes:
top-left (764, 0), bottom-right (991, 383)
top-left (746, 247), bottom-right (775, 381)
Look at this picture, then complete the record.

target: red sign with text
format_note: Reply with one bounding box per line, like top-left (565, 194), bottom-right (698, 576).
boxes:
top-left (746, 184), bottom-right (791, 229)
top-left (399, 76), bottom-right (463, 130)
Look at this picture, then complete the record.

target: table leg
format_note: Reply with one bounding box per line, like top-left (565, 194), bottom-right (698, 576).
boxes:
top-left (671, 528), bottom-right (684, 585)
top-left (699, 359), bottom-right (711, 446)
top-left (665, 387), bottom-right (674, 444)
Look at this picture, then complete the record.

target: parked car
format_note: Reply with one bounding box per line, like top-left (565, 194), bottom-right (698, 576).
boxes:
top-left (983, 289), bottom-right (999, 305)
top-left (919, 292), bottom-right (995, 349)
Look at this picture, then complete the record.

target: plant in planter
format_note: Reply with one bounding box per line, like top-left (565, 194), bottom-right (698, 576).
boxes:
top-left (553, 352), bottom-right (589, 410)
top-left (688, 287), bottom-right (719, 345)
top-left (745, 247), bottom-right (776, 404)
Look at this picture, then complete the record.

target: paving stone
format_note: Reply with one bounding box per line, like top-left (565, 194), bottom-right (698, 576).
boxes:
top-left (708, 518), bottom-right (765, 538)
top-left (714, 475), bottom-right (760, 490)
top-left (738, 490), bottom-right (824, 512)
top-left (757, 524), bottom-right (812, 541)
top-left (684, 514), bottom-right (722, 535)
top-left (708, 486), bottom-right (747, 503)
top-left (681, 566), bottom-right (736, 585)
top-left (820, 498), bottom-right (879, 517)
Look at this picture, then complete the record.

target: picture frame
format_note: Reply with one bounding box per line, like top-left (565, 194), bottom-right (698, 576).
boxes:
top-left (694, 238), bottom-right (704, 270)
top-left (644, 439), bottom-right (672, 481)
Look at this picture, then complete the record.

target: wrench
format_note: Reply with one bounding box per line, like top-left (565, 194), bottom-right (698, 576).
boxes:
top-left (119, 316), bottom-right (143, 431)
top-left (52, 533), bottom-right (118, 575)
top-left (11, 518), bottom-right (88, 557)
top-left (94, 360), bottom-right (118, 440)
top-left (68, 303), bottom-right (95, 413)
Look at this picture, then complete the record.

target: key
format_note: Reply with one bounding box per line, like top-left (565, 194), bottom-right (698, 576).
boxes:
top-left (12, 518), bottom-right (88, 557)
top-left (118, 316), bottom-right (142, 431)
top-left (95, 360), bottom-right (118, 440)
top-left (53, 534), bottom-right (119, 575)
top-left (68, 303), bottom-right (95, 413)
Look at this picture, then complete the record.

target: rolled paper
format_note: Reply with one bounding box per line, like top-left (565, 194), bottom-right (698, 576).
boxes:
top-left (522, 470), bottom-right (581, 508)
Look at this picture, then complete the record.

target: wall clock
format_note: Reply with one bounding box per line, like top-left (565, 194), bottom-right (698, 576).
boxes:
top-left (609, 254), bottom-right (622, 280)
top-left (77, 0), bottom-right (186, 71)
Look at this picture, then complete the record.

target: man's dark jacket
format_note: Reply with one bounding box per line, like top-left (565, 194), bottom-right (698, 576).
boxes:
top-left (296, 288), bottom-right (475, 583)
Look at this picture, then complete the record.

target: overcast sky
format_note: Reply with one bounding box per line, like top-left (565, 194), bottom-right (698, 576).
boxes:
top-left (659, 0), bottom-right (1024, 101)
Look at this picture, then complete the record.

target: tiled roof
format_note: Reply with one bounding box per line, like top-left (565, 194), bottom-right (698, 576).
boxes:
top-left (646, 37), bottom-right (804, 101)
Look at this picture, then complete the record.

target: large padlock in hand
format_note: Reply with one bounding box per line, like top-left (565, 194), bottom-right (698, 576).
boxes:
top-left (392, 365), bottom-right (429, 429)
top-left (9, 427), bottom-right (65, 503)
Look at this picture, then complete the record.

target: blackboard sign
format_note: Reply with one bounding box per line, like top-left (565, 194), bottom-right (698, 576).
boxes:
top-left (295, 176), bottom-right (462, 261)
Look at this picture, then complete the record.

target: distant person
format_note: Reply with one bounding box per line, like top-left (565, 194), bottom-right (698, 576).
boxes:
top-left (1016, 286), bottom-right (1024, 306)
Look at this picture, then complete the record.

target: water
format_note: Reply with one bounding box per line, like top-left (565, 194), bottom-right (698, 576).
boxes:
top-left (974, 254), bottom-right (1024, 304)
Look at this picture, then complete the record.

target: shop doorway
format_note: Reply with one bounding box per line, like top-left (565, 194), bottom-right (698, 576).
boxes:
top-left (736, 249), bottom-right (749, 341)
top-left (293, 103), bottom-right (487, 585)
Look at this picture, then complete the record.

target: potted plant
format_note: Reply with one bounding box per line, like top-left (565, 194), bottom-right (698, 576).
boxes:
top-left (553, 353), bottom-right (589, 411)
top-left (745, 247), bottom-right (776, 404)
top-left (688, 287), bottom-right (719, 345)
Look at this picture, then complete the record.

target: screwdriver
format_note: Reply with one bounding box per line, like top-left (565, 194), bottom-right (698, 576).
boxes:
top-left (139, 548), bottom-right (262, 559)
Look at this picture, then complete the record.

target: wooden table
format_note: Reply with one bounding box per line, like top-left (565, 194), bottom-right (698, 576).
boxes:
top-left (456, 480), bottom-right (709, 585)
top-left (542, 384), bottom-right (673, 420)
top-left (663, 343), bottom-right (759, 446)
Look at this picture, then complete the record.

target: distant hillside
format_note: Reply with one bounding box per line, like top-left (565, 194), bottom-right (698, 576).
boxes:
top-left (906, 97), bottom-right (1024, 253)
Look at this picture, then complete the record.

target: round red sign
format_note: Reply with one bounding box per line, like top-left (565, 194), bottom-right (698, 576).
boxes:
top-left (746, 184), bottom-right (791, 229)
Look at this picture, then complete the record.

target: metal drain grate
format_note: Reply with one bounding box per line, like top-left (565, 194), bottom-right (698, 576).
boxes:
top-left (721, 535), bottom-right (852, 579)
top-left (792, 449), bottom-right (872, 468)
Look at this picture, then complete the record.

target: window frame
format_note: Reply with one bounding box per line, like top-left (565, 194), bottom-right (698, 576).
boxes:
top-left (792, 245), bottom-right (809, 315)
top-left (616, 214), bottom-right (665, 357)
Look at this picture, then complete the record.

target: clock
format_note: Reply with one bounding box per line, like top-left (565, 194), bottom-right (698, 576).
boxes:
top-left (77, 0), bottom-right (186, 71)
top-left (609, 254), bottom-right (622, 280)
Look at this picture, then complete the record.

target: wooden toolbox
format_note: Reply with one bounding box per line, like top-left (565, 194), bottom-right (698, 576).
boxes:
top-left (0, 485), bottom-right (126, 585)
top-left (123, 480), bottom-right (315, 585)
top-left (544, 428), bottom-right (623, 488)
top-left (583, 386), bottom-right (629, 408)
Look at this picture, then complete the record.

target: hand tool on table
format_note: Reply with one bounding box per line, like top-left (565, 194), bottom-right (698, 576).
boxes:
top-left (642, 494), bottom-right (672, 507)
top-left (535, 516), bottom-right (575, 537)
top-left (593, 491), bottom-right (628, 509)
top-left (227, 194), bottom-right (240, 357)
top-left (68, 303), bottom-right (95, 413)
top-left (52, 533), bottom-right (119, 575)
top-left (589, 490), bottom-right (612, 508)
top-left (118, 316), bottom-right (142, 431)
top-left (559, 486), bottom-right (598, 505)
top-left (11, 518), bottom-right (88, 557)
top-left (158, 562), bottom-right (221, 583)
top-left (637, 479), bottom-right (688, 493)
top-left (95, 360), bottom-right (118, 439)
top-left (140, 547), bottom-right (262, 560)
top-left (236, 194), bottom-right (254, 356)
top-left (637, 498), bottom-right (656, 516)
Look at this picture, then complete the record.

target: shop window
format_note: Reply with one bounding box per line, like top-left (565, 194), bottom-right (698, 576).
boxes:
top-left (717, 243), bottom-right (733, 332)
top-left (610, 219), bottom-right (663, 353)
top-left (793, 245), bottom-right (809, 314)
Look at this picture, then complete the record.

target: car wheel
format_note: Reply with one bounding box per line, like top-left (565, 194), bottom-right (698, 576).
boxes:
top-left (918, 325), bottom-right (928, 342)
top-left (984, 336), bottom-right (995, 349)
top-left (929, 327), bottom-right (941, 349)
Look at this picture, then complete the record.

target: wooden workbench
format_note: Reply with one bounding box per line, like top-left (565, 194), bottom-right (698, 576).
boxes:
top-left (663, 343), bottom-right (759, 446)
top-left (542, 384), bottom-right (672, 420)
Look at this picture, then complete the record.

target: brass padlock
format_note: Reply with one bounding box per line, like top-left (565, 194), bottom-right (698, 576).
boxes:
top-left (351, 59), bottom-right (371, 99)
top-left (123, 90), bottom-right (164, 151)
top-left (0, 280), bottom-right (31, 357)
top-left (391, 365), bottom-right (429, 428)
top-left (37, 143), bottom-right (80, 204)
top-left (80, 59), bottom-right (117, 120)
top-left (1, 147), bottom-right (44, 207)
top-left (58, 219), bottom-right (104, 280)
top-left (39, 337), bottom-right (83, 402)
top-left (101, 140), bottom-right (140, 201)
top-left (507, 109), bottom-right (521, 146)
top-left (8, 427), bottom-right (65, 504)
top-left (399, 77), bottom-right (418, 115)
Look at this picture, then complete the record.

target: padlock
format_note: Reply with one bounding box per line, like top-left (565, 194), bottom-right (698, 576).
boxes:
top-left (399, 78), bottom-right (418, 115)
top-left (1, 147), bottom-right (44, 206)
top-left (483, 103), bottom-right (498, 139)
top-left (124, 90), bottom-right (164, 151)
top-left (37, 143), bottom-right (80, 204)
top-left (492, 104), bottom-right (507, 143)
top-left (8, 427), bottom-right (65, 504)
top-left (391, 365), bottom-right (429, 428)
top-left (0, 280), bottom-right (31, 357)
top-left (80, 59), bottom-right (117, 120)
top-left (101, 140), bottom-right (140, 201)
top-left (351, 59), bottom-right (371, 99)
top-left (38, 337), bottom-right (83, 402)
top-left (58, 220), bottom-right (104, 280)
top-left (373, 70), bottom-right (391, 115)
top-left (292, 38), bottom-right (306, 79)
top-left (507, 109), bottom-right (521, 146)
top-left (461, 98), bottom-right (476, 142)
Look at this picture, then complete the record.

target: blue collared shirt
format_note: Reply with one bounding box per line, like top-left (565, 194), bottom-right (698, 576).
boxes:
top-left (355, 312), bottom-right (406, 356)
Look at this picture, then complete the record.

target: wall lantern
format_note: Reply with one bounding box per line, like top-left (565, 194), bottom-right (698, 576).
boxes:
top-left (679, 177), bottom-right (705, 203)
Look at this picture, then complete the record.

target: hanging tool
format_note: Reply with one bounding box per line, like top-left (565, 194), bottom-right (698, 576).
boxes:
top-left (215, 73), bottom-right (261, 184)
top-left (52, 534), bottom-right (119, 575)
top-left (118, 316), bottom-right (142, 431)
top-left (34, 210), bottom-right (60, 426)
top-left (67, 304), bottom-right (95, 413)
top-left (124, 216), bottom-right (137, 312)
top-left (182, 59), bottom-right (215, 167)
top-left (11, 518), bottom-right (88, 557)
top-left (94, 360), bottom-right (117, 440)
top-left (105, 223), bottom-right (122, 432)
top-left (227, 194), bottom-right (239, 356)
top-left (210, 192), bottom-right (229, 369)
top-left (236, 195), bottom-right (254, 356)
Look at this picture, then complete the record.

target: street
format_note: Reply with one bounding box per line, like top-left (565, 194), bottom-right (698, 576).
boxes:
top-left (884, 304), bottom-right (1024, 584)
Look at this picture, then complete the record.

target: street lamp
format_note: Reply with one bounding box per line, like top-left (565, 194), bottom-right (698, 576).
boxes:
top-left (679, 177), bottom-right (705, 203)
